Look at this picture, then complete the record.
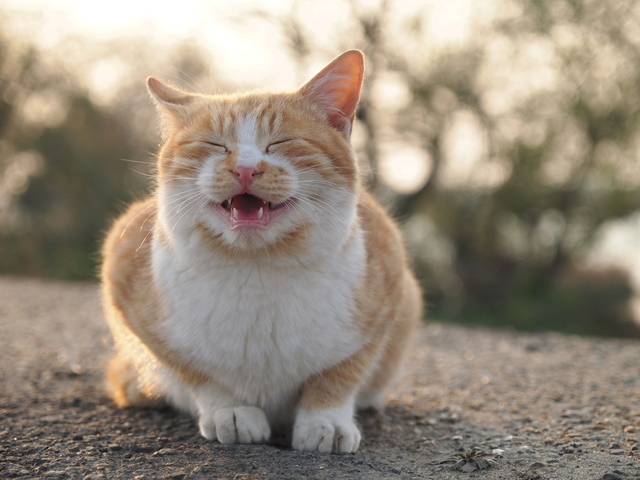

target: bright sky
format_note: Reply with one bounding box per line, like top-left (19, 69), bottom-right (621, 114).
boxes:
top-left (5, 0), bottom-right (296, 88)
top-left (3, 0), bottom-right (474, 89)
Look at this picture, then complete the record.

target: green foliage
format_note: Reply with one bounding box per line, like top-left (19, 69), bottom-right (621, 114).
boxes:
top-left (454, 267), bottom-right (637, 338)
top-left (3, 96), bottom-right (148, 279)
top-left (0, 32), bottom-right (150, 279)
top-left (390, 0), bottom-right (640, 337)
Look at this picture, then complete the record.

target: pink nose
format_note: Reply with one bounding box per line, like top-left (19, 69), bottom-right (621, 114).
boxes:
top-left (232, 166), bottom-right (261, 187)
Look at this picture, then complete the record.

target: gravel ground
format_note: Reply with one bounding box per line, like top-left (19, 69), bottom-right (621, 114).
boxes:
top-left (1, 276), bottom-right (640, 479)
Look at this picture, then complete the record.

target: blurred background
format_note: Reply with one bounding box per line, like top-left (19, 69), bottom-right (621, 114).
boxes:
top-left (1, 0), bottom-right (640, 337)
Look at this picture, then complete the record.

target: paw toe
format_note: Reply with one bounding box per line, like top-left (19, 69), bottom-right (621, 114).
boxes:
top-left (200, 406), bottom-right (270, 444)
top-left (293, 420), bottom-right (335, 453)
top-left (235, 406), bottom-right (270, 444)
top-left (335, 426), bottom-right (361, 453)
top-left (293, 413), bottom-right (361, 454)
top-left (198, 416), bottom-right (217, 441)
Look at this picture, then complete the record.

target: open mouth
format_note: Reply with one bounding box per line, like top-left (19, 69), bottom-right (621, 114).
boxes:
top-left (213, 193), bottom-right (292, 230)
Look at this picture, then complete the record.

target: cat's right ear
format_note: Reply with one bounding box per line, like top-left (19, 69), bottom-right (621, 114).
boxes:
top-left (299, 50), bottom-right (364, 140)
top-left (147, 77), bottom-right (197, 135)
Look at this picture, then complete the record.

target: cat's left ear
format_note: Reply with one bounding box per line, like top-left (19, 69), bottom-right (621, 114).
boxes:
top-left (147, 77), bottom-right (198, 135)
top-left (299, 50), bottom-right (364, 139)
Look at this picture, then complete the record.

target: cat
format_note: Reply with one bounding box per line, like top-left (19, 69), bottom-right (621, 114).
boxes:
top-left (101, 50), bottom-right (422, 454)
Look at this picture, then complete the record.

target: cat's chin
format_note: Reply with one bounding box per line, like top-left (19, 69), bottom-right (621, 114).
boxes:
top-left (209, 194), bottom-right (295, 231)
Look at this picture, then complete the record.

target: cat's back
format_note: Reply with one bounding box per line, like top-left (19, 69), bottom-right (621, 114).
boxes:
top-left (357, 188), bottom-right (420, 322)
top-left (358, 189), bottom-right (408, 271)
top-left (358, 189), bottom-right (404, 254)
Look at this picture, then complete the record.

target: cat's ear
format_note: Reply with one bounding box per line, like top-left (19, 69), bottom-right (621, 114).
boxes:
top-left (299, 50), bottom-right (364, 139)
top-left (147, 77), bottom-right (198, 134)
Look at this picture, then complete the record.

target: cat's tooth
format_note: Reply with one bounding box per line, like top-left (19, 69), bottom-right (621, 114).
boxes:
top-left (232, 208), bottom-right (238, 220)
top-left (258, 207), bottom-right (264, 220)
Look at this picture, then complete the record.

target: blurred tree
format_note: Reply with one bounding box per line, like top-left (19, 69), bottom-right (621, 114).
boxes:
top-left (0, 29), bottom-right (225, 279)
top-left (259, 0), bottom-right (640, 336)
top-left (6, 95), bottom-right (146, 278)
top-left (2, 1), bottom-right (639, 336)
top-left (0, 27), bottom-right (149, 279)
top-left (400, 0), bottom-right (640, 335)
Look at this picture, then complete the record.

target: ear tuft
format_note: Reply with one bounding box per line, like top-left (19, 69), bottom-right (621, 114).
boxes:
top-left (299, 50), bottom-right (365, 138)
top-left (147, 77), bottom-right (199, 136)
top-left (147, 77), bottom-right (196, 108)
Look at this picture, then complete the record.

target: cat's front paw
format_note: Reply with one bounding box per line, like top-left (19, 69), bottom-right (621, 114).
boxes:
top-left (199, 406), bottom-right (271, 444)
top-left (292, 408), bottom-right (361, 454)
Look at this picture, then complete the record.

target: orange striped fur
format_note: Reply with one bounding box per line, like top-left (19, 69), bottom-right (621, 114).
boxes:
top-left (101, 50), bottom-right (422, 453)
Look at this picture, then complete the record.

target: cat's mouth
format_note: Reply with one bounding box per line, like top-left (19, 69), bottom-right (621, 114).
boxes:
top-left (213, 193), bottom-right (293, 230)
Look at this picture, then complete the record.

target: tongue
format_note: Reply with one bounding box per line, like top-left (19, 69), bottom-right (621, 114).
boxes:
top-left (230, 194), bottom-right (266, 221)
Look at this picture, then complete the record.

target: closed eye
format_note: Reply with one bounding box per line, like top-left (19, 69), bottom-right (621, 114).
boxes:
top-left (180, 140), bottom-right (228, 153)
top-left (202, 141), bottom-right (228, 152)
top-left (266, 139), bottom-right (293, 154)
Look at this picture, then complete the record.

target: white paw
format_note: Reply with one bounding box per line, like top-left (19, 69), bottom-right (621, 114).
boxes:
top-left (198, 406), bottom-right (271, 444)
top-left (292, 408), bottom-right (361, 454)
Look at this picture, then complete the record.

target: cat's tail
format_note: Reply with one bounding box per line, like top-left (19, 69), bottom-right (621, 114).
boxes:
top-left (107, 355), bottom-right (165, 408)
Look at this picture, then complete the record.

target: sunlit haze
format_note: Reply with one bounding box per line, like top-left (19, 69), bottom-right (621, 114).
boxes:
top-left (4, 0), bottom-right (478, 193)
top-left (5, 0), bottom-right (473, 87)
top-left (4, 0), bottom-right (640, 326)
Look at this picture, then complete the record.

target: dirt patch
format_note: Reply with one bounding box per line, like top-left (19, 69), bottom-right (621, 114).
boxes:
top-left (1, 277), bottom-right (639, 479)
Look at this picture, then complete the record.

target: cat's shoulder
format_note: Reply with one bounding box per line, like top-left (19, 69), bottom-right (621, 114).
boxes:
top-left (102, 197), bottom-right (157, 284)
top-left (104, 197), bottom-right (156, 247)
top-left (357, 188), bottom-right (403, 246)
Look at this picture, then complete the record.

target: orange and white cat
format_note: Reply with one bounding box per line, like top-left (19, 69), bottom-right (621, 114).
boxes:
top-left (101, 50), bottom-right (422, 454)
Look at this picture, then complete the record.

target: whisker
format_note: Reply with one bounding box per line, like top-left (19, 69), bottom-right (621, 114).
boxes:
top-left (120, 158), bottom-right (153, 165)
top-left (290, 198), bottom-right (326, 246)
top-left (168, 193), bottom-right (208, 235)
top-left (135, 227), bottom-right (154, 256)
top-left (167, 69), bottom-right (207, 95)
top-left (284, 198), bottom-right (309, 242)
top-left (121, 203), bottom-right (156, 238)
top-left (296, 196), bottom-right (352, 234)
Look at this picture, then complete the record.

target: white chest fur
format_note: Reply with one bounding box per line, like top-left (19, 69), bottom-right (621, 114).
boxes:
top-left (151, 233), bottom-right (367, 417)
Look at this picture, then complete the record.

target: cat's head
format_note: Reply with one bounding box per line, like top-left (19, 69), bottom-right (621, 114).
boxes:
top-left (148, 50), bottom-right (364, 258)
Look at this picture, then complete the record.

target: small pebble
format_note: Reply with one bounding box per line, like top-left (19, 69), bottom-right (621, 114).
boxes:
top-left (153, 448), bottom-right (178, 456)
top-left (600, 474), bottom-right (624, 480)
top-left (460, 463), bottom-right (476, 473)
top-left (41, 415), bottom-right (64, 424)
